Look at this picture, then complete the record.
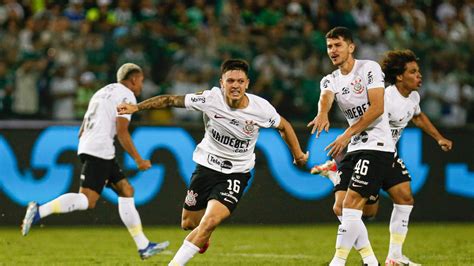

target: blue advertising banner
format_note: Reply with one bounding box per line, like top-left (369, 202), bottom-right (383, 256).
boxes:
top-left (0, 125), bottom-right (472, 225)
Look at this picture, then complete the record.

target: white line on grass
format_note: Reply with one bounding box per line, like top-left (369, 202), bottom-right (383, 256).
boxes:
top-left (215, 252), bottom-right (317, 259)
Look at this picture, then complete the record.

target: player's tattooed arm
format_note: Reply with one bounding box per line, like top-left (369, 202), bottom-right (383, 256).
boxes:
top-left (137, 95), bottom-right (185, 110)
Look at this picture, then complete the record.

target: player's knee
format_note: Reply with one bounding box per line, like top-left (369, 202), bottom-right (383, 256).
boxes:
top-left (87, 199), bottom-right (98, 209)
top-left (181, 218), bottom-right (198, 231)
top-left (394, 194), bottom-right (414, 205)
top-left (333, 204), bottom-right (342, 216)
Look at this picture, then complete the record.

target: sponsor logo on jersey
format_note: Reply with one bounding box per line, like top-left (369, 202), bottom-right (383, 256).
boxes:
top-left (342, 87), bottom-right (350, 95)
top-left (322, 79), bottom-right (330, 89)
top-left (367, 71), bottom-right (373, 84)
top-left (214, 114), bottom-right (225, 119)
top-left (207, 154), bottom-right (233, 169)
top-left (343, 103), bottom-right (369, 119)
top-left (230, 119), bottom-right (239, 126)
top-left (243, 120), bottom-right (255, 135)
top-left (185, 190), bottom-right (198, 206)
top-left (190, 96), bottom-right (206, 103)
top-left (351, 131), bottom-right (369, 144)
top-left (268, 118), bottom-right (276, 127)
top-left (210, 128), bottom-right (250, 152)
top-left (351, 77), bottom-right (365, 94)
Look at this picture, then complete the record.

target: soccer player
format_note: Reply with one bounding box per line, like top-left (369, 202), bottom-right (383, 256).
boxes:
top-left (312, 49), bottom-right (453, 266)
top-left (21, 63), bottom-right (169, 260)
top-left (117, 59), bottom-right (309, 266)
top-left (307, 27), bottom-right (394, 266)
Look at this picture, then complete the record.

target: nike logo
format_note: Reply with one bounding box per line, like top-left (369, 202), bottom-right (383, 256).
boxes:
top-left (223, 198), bottom-right (233, 203)
top-left (352, 184), bottom-right (363, 188)
top-left (214, 114), bottom-right (225, 119)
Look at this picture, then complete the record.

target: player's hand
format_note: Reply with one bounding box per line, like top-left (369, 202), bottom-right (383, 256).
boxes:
top-left (117, 103), bottom-right (139, 115)
top-left (325, 133), bottom-right (350, 157)
top-left (438, 138), bottom-right (452, 152)
top-left (136, 159), bottom-right (151, 171)
top-left (293, 151), bottom-right (309, 167)
top-left (307, 114), bottom-right (330, 138)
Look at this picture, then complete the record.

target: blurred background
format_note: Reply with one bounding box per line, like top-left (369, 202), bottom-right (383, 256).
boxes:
top-left (0, 0), bottom-right (472, 126)
top-left (0, 0), bottom-right (473, 225)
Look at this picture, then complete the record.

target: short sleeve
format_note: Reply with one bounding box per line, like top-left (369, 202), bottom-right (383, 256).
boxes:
top-left (365, 61), bottom-right (385, 90)
top-left (265, 105), bottom-right (281, 129)
top-left (117, 91), bottom-right (136, 121)
top-left (184, 88), bottom-right (215, 112)
top-left (320, 75), bottom-right (335, 93)
top-left (412, 91), bottom-right (421, 115)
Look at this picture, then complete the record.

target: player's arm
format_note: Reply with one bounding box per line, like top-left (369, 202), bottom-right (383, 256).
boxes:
top-left (277, 116), bottom-right (309, 166)
top-left (307, 90), bottom-right (335, 137)
top-left (117, 95), bottom-right (185, 115)
top-left (326, 87), bottom-right (385, 156)
top-left (116, 117), bottom-right (151, 171)
top-left (411, 111), bottom-right (453, 151)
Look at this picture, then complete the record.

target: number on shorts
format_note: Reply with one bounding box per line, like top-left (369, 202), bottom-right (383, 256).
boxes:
top-left (354, 159), bottom-right (370, 176)
top-left (226, 179), bottom-right (241, 193)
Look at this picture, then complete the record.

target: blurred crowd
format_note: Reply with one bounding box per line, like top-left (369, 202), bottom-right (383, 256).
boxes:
top-left (0, 0), bottom-right (473, 127)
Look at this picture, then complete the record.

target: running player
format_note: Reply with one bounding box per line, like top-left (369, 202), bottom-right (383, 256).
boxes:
top-left (117, 59), bottom-right (309, 266)
top-left (21, 63), bottom-right (169, 260)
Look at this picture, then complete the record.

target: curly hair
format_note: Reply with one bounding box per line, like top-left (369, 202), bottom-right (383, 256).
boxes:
top-left (380, 49), bottom-right (418, 85)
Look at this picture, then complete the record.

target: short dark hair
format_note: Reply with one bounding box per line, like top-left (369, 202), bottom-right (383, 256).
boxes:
top-left (325, 26), bottom-right (353, 43)
top-left (380, 49), bottom-right (418, 85)
top-left (221, 59), bottom-right (249, 77)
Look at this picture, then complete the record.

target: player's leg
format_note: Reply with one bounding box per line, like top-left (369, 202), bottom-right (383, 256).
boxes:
top-left (112, 177), bottom-right (169, 259)
top-left (170, 200), bottom-right (231, 266)
top-left (330, 151), bottom-right (391, 266)
top-left (382, 157), bottom-right (419, 265)
top-left (181, 209), bottom-right (206, 230)
top-left (170, 168), bottom-right (250, 265)
top-left (21, 154), bottom-right (103, 236)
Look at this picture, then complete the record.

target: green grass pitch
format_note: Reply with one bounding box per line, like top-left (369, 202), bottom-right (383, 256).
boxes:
top-left (1, 223), bottom-right (473, 265)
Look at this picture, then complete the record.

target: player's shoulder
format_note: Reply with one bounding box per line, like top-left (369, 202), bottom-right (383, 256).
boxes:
top-left (247, 92), bottom-right (273, 107)
top-left (321, 73), bottom-right (335, 87)
top-left (408, 90), bottom-right (421, 103)
top-left (358, 59), bottom-right (382, 71)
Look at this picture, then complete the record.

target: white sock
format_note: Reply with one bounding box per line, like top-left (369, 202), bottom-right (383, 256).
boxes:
top-left (330, 208), bottom-right (363, 265)
top-left (354, 224), bottom-right (377, 265)
top-left (118, 197), bottom-right (149, 250)
top-left (38, 193), bottom-right (88, 218)
top-left (328, 171), bottom-right (341, 186)
top-left (336, 214), bottom-right (377, 264)
top-left (169, 240), bottom-right (200, 266)
top-left (388, 204), bottom-right (413, 258)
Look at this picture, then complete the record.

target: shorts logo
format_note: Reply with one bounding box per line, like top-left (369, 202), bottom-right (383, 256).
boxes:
top-left (185, 190), bottom-right (198, 206)
top-left (243, 120), bottom-right (255, 135)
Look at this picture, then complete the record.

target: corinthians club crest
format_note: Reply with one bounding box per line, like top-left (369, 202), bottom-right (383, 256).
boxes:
top-left (185, 190), bottom-right (198, 206)
top-left (243, 120), bottom-right (255, 135)
top-left (351, 76), bottom-right (365, 94)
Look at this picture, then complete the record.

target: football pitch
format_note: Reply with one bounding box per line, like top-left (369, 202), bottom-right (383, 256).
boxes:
top-left (1, 223), bottom-right (473, 265)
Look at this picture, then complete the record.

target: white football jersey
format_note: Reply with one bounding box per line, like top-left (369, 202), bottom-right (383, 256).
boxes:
top-left (321, 59), bottom-right (394, 153)
top-left (185, 87), bottom-right (281, 173)
top-left (385, 85), bottom-right (421, 145)
top-left (78, 83), bottom-right (136, 159)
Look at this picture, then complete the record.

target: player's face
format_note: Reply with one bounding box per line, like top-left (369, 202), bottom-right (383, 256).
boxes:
top-left (399, 61), bottom-right (422, 91)
top-left (326, 37), bottom-right (354, 67)
top-left (220, 70), bottom-right (249, 102)
top-left (131, 72), bottom-right (144, 96)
